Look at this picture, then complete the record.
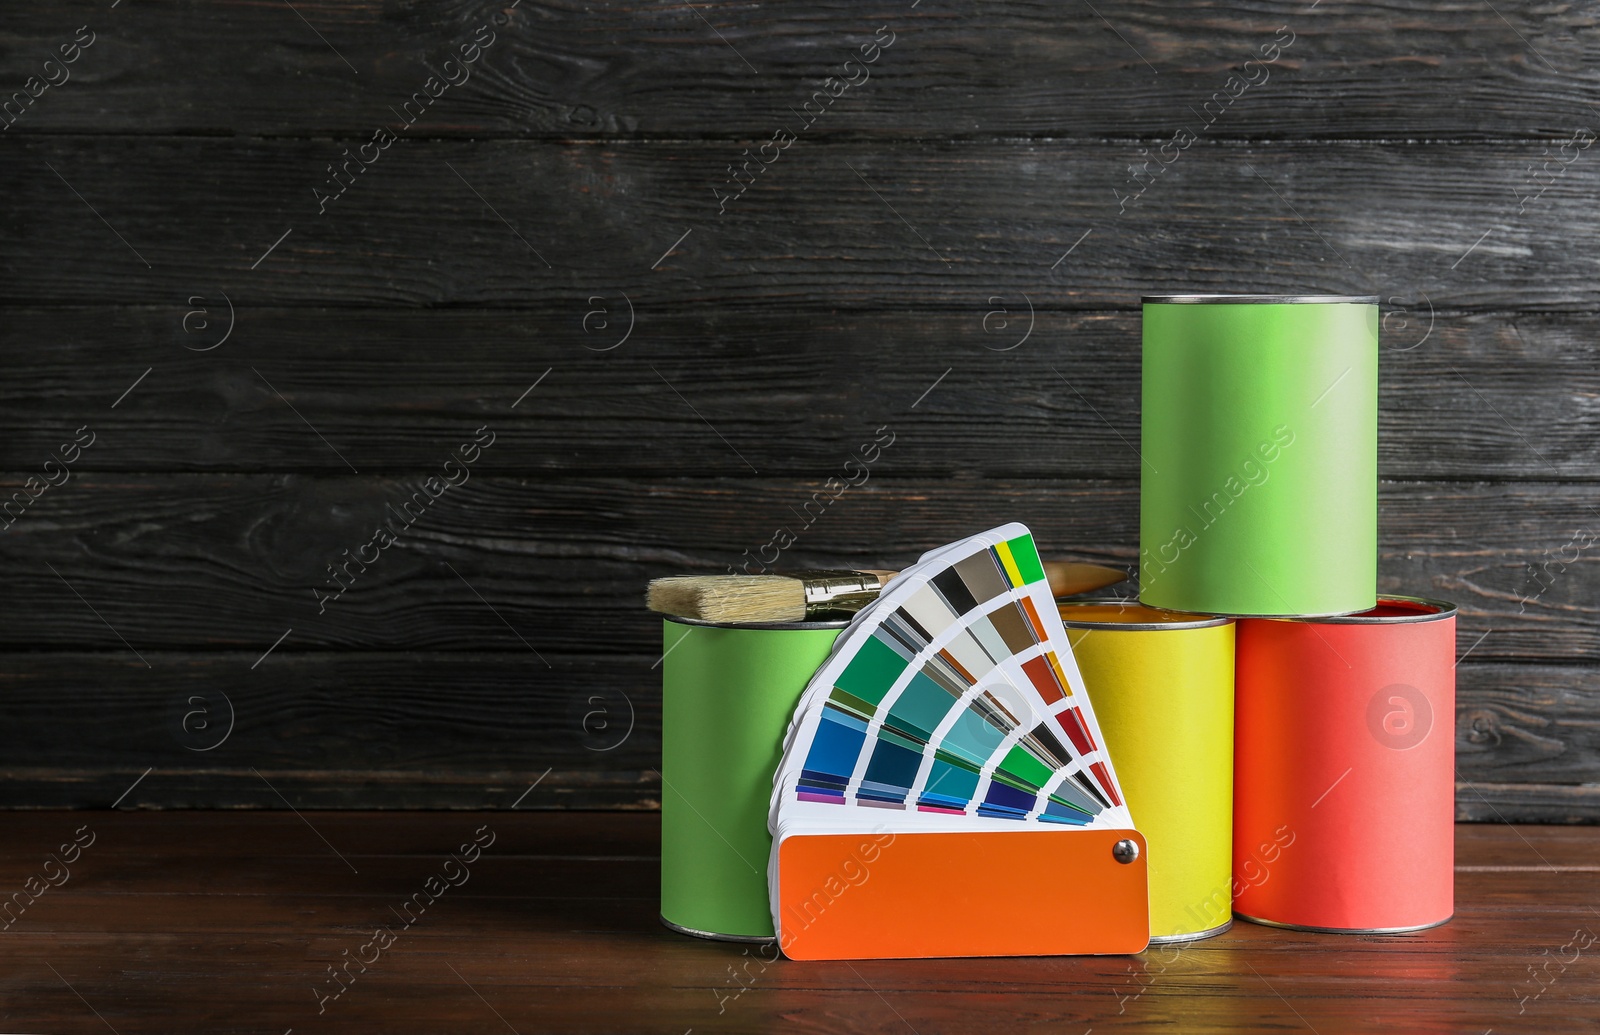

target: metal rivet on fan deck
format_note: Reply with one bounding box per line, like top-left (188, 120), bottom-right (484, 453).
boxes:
top-left (1113, 839), bottom-right (1140, 864)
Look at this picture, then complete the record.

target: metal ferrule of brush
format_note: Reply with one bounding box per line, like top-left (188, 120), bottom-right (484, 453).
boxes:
top-left (793, 570), bottom-right (889, 616)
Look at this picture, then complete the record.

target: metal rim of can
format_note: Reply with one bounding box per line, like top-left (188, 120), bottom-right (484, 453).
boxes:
top-left (1057, 598), bottom-right (1233, 632)
top-left (1148, 919), bottom-right (1234, 944)
top-left (1137, 603), bottom-right (1370, 619)
top-left (1141, 293), bottom-right (1380, 305)
top-left (659, 915), bottom-right (776, 943)
top-left (1273, 594), bottom-right (1458, 626)
top-left (1147, 595), bottom-right (1457, 622)
top-left (1233, 911), bottom-right (1453, 935)
top-left (661, 614), bottom-right (853, 631)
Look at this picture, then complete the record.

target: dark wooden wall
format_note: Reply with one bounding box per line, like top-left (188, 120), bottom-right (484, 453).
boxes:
top-left (2, 1), bottom-right (1596, 820)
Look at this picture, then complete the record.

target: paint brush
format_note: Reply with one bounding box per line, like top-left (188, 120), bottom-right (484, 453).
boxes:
top-left (648, 570), bottom-right (898, 624)
top-left (647, 562), bottom-right (1127, 624)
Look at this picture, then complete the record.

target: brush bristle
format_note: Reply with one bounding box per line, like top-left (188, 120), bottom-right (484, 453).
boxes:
top-left (646, 577), bottom-right (707, 619)
top-left (646, 575), bottom-right (807, 623)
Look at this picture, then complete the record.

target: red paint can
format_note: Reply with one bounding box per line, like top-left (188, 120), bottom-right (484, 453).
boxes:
top-left (1232, 596), bottom-right (1456, 933)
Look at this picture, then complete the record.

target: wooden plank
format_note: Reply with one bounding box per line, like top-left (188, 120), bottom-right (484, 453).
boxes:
top-left (0, 809), bottom-right (664, 860)
top-left (2, 885), bottom-right (1596, 954)
top-left (1457, 666), bottom-right (1600, 789)
top-left (1, 813), bottom-right (1597, 1033)
top-left (5, 981), bottom-right (1589, 1035)
top-left (6, 883), bottom-right (1599, 960)
top-left (0, 307), bottom-right (1594, 480)
top-left (1, 138), bottom-right (1596, 310)
top-left (0, 653), bottom-right (1596, 817)
top-left (1455, 780), bottom-right (1600, 826)
top-left (0, 475), bottom-right (1593, 657)
top-left (2, 2), bottom-right (1596, 140)
top-left (0, 652), bottom-right (663, 810)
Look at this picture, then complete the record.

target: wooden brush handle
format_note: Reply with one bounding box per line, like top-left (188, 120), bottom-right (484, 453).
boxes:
top-left (1042, 561), bottom-right (1128, 598)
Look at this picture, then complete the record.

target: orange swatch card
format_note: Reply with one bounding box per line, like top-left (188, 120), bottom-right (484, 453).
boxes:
top-left (775, 829), bottom-right (1150, 960)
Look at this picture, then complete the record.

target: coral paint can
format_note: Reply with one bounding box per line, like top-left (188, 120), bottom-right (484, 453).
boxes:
top-left (1059, 601), bottom-right (1236, 942)
top-left (1233, 596), bottom-right (1456, 932)
top-left (1140, 294), bottom-right (1379, 616)
top-left (660, 616), bottom-right (846, 940)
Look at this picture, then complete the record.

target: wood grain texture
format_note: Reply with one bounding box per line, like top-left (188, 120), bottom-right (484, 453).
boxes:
top-left (1, 137), bottom-right (1595, 310)
top-left (2, 1), bottom-right (1597, 140)
top-left (3, 811), bottom-right (1597, 1033)
top-left (0, 307), bottom-right (1595, 480)
top-left (1454, 780), bottom-right (1600, 825)
top-left (0, 651), bottom-right (659, 810)
top-left (0, 652), bottom-right (1593, 814)
top-left (0, 475), bottom-right (1592, 657)
top-left (2, 0), bottom-right (1596, 819)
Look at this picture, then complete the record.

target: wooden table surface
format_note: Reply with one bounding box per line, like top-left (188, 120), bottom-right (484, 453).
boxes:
top-left (3, 811), bottom-right (1595, 1033)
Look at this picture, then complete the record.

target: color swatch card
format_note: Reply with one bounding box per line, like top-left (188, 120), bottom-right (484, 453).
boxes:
top-left (767, 523), bottom-right (1149, 959)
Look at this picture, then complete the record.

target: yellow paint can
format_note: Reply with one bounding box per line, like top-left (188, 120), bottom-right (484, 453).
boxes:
top-left (1059, 601), bottom-right (1236, 942)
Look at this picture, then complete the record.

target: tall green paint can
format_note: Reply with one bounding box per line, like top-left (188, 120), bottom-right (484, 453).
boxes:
top-left (660, 615), bottom-right (846, 940)
top-left (1140, 294), bottom-right (1378, 617)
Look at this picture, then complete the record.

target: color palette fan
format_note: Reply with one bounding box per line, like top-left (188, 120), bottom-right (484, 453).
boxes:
top-left (767, 523), bottom-right (1150, 959)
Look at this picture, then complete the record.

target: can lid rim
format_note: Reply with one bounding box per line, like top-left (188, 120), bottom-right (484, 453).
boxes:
top-left (1057, 599), bottom-right (1234, 630)
top-left (1275, 594), bottom-right (1458, 625)
top-left (1142, 293), bottom-right (1380, 304)
top-left (661, 614), bottom-right (853, 631)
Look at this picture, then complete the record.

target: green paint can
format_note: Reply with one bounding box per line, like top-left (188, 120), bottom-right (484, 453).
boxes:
top-left (660, 615), bottom-right (846, 940)
top-left (1139, 294), bottom-right (1378, 617)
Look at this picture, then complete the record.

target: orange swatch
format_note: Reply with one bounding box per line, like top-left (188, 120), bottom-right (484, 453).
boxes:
top-left (776, 829), bottom-right (1150, 960)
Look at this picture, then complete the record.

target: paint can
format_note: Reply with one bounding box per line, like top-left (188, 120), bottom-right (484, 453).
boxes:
top-left (660, 615), bottom-right (847, 941)
top-left (1059, 601), bottom-right (1236, 942)
top-left (1232, 596), bottom-right (1456, 933)
top-left (1139, 294), bottom-right (1379, 617)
